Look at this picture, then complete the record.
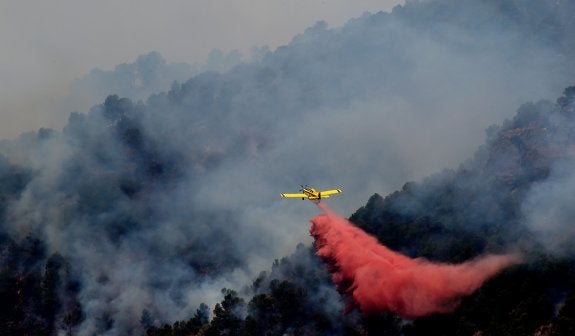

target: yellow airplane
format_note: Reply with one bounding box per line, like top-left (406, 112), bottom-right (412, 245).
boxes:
top-left (281, 185), bottom-right (342, 201)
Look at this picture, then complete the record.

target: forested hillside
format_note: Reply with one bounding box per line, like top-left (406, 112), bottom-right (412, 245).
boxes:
top-left (0, 0), bottom-right (574, 335)
top-left (148, 87), bottom-right (575, 336)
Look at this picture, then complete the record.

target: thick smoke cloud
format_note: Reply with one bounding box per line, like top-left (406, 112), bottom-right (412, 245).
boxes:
top-left (60, 50), bottom-right (253, 128)
top-left (521, 88), bottom-right (575, 256)
top-left (523, 164), bottom-right (575, 255)
top-left (0, 0), bottom-right (574, 334)
top-left (0, 0), bottom-right (402, 139)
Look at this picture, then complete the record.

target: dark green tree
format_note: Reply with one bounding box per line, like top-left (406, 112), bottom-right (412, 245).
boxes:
top-left (204, 289), bottom-right (245, 336)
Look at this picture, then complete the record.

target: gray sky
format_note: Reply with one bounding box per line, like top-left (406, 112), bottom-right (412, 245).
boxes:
top-left (0, 0), bottom-right (403, 139)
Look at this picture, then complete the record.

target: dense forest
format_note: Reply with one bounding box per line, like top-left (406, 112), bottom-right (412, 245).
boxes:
top-left (0, 0), bottom-right (575, 335)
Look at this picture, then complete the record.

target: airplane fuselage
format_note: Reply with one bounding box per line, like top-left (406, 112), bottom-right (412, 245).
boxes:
top-left (303, 188), bottom-right (321, 199)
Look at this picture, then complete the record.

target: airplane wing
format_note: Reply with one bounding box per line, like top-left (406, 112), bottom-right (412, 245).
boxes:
top-left (320, 189), bottom-right (342, 196)
top-left (281, 193), bottom-right (307, 198)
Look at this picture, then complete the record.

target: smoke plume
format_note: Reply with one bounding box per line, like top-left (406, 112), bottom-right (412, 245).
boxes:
top-left (311, 203), bottom-right (521, 319)
top-left (0, 0), bottom-right (574, 334)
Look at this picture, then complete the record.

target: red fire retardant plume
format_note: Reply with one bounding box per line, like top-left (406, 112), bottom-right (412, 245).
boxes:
top-left (310, 203), bottom-right (521, 319)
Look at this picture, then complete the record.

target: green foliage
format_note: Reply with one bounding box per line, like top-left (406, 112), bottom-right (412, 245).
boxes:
top-left (0, 237), bottom-right (82, 335)
top-left (204, 289), bottom-right (246, 336)
top-left (0, 237), bottom-right (77, 335)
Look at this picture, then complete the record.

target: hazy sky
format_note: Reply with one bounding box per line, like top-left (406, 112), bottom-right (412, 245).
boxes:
top-left (0, 0), bottom-right (403, 139)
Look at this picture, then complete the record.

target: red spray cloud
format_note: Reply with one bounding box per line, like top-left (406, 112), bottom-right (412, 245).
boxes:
top-left (310, 203), bottom-right (521, 319)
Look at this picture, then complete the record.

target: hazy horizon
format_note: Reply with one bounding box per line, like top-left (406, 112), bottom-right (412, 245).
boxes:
top-left (0, 0), bottom-right (403, 139)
